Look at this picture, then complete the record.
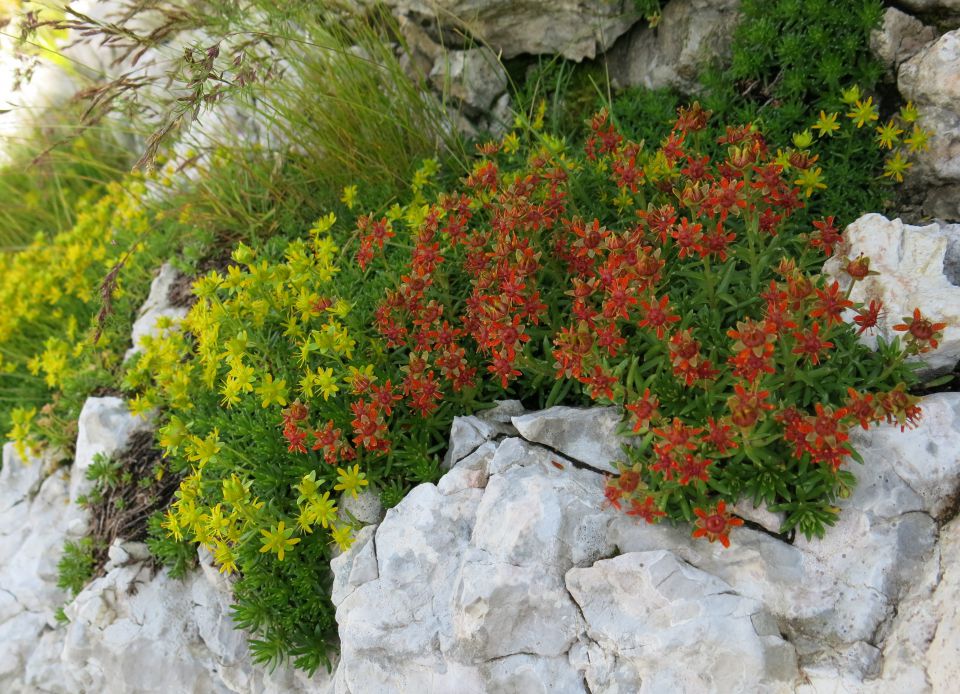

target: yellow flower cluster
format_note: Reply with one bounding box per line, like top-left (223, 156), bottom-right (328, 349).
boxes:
top-left (291, 470), bottom-right (354, 552)
top-left (2, 179), bottom-right (153, 455)
top-left (130, 214), bottom-right (369, 569)
top-left (161, 465), bottom-right (266, 575)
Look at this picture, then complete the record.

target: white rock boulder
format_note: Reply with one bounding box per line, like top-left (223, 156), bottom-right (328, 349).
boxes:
top-left (330, 392), bottom-right (960, 692)
top-left (511, 405), bottom-right (626, 474)
top-left (823, 213), bottom-right (960, 376)
top-left (52, 542), bottom-right (331, 694)
top-left (871, 7), bottom-right (937, 75)
top-left (898, 29), bottom-right (960, 219)
top-left (606, 0), bottom-right (742, 93)
top-left (383, 0), bottom-right (639, 61)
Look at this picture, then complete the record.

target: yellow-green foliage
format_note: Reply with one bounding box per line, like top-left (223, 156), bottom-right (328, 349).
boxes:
top-left (1, 176), bottom-right (179, 454)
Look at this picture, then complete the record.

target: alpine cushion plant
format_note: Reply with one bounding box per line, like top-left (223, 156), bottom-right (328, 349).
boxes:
top-left (358, 103), bottom-right (930, 541)
top-left (129, 104), bottom-right (937, 672)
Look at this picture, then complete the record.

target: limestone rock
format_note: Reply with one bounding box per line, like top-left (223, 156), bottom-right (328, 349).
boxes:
top-left (330, 394), bottom-right (960, 692)
top-left (606, 0), bottom-right (741, 93)
top-left (383, 0), bottom-right (639, 61)
top-left (429, 48), bottom-right (507, 118)
top-left (511, 405), bottom-right (626, 474)
top-left (437, 440), bottom-right (495, 494)
top-left (871, 7), bottom-right (937, 75)
top-left (331, 437), bottom-right (618, 691)
top-left (822, 213), bottom-right (960, 376)
top-left (72, 397), bottom-right (146, 506)
top-left (0, 444), bottom-right (71, 692)
top-left (897, 0), bottom-right (960, 18)
top-left (339, 489), bottom-right (385, 526)
top-left (898, 30), bottom-right (960, 219)
top-left (126, 263), bottom-right (188, 359)
top-left (54, 542), bottom-right (331, 693)
top-left (847, 392), bottom-right (960, 521)
top-left (566, 551), bottom-right (799, 692)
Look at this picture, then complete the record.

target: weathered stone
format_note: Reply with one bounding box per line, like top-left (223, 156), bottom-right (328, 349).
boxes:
top-left (898, 30), bottom-right (960, 218)
top-left (822, 213), bottom-right (960, 376)
top-left (54, 542), bottom-right (331, 693)
top-left (72, 397), bottom-right (145, 505)
top-left (897, 0), bottom-right (960, 18)
top-left (847, 392), bottom-right (960, 521)
top-left (871, 7), bottom-right (937, 75)
top-left (429, 47), bottom-right (508, 117)
top-left (437, 440), bottom-right (495, 494)
top-left (566, 551), bottom-right (799, 691)
top-left (511, 406), bottom-right (626, 474)
top-left (339, 488), bottom-right (385, 525)
top-left (443, 415), bottom-right (502, 468)
top-left (126, 263), bottom-right (188, 359)
top-left (384, 0), bottom-right (639, 61)
top-left (331, 525), bottom-right (379, 608)
top-left (606, 0), bottom-right (741, 93)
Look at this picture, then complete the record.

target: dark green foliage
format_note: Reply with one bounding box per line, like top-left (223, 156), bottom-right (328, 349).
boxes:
top-left (145, 512), bottom-right (196, 579)
top-left (56, 538), bottom-right (96, 596)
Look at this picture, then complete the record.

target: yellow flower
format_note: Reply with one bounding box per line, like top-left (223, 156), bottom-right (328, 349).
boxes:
top-left (256, 373), bottom-right (288, 408)
top-left (232, 242), bottom-right (256, 266)
top-left (163, 509), bottom-right (183, 542)
top-left (899, 101), bottom-right (920, 123)
top-left (298, 370), bottom-right (316, 398)
top-left (296, 505), bottom-right (315, 534)
top-left (310, 492), bottom-right (338, 529)
top-left (335, 464), bottom-right (369, 499)
top-left (847, 97), bottom-right (878, 129)
top-left (794, 166), bottom-right (826, 197)
top-left (791, 129), bottom-right (814, 149)
top-left (295, 471), bottom-right (321, 504)
top-left (340, 185), bottom-right (358, 210)
top-left (206, 503), bottom-right (231, 535)
top-left (128, 393), bottom-right (155, 419)
top-left (904, 124), bottom-right (932, 154)
top-left (812, 111), bottom-right (840, 138)
top-left (875, 120), bottom-right (903, 150)
top-left (186, 429), bottom-right (222, 468)
top-left (220, 378), bottom-right (243, 408)
top-left (158, 415), bottom-right (189, 455)
top-left (330, 523), bottom-right (355, 552)
top-left (213, 540), bottom-right (237, 575)
top-left (883, 150), bottom-right (912, 182)
top-left (309, 212), bottom-right (337, 237)
top-left (260, 521), bottom-right (300, 561)
top-left (315, 367), bottom-right (340, 401)
top-left (840, 84), bottom-right (862, 105)
top-left (222, 474), bottom-right (251, 506)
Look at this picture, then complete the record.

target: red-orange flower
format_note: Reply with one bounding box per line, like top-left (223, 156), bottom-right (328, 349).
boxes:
top-left (810, 281), bottom-right (854, 326)
top-left (853, 300), bottom-right (883, 335)
top-left (626, 388), bottom-right (660, 432)
top-left (893, 308), bottom-right (948, 353)
top-left (638, 295), bottom-right (681, 339)
top-left (626, 495), bottom-right (666, 523)
top-left (792, 322), bottom-right (833, 364)
top-left (692, 501), bottom-right (743, 548)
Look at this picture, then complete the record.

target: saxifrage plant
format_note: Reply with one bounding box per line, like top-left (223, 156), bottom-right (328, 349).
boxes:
top-left (127, 102), bottom-right (941, 672)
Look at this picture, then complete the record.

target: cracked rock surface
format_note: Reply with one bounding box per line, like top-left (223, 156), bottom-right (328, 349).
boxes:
top-left (329, 401), bottom-right (960, 693)
top-left (0, 398), bottom-right (330, 693)
top-left (2, 396), bottom-right (958, 692)
top-left (382, 0), bottom-right (639, 61)
top-left (898, 27), bottom-right (960, 219)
